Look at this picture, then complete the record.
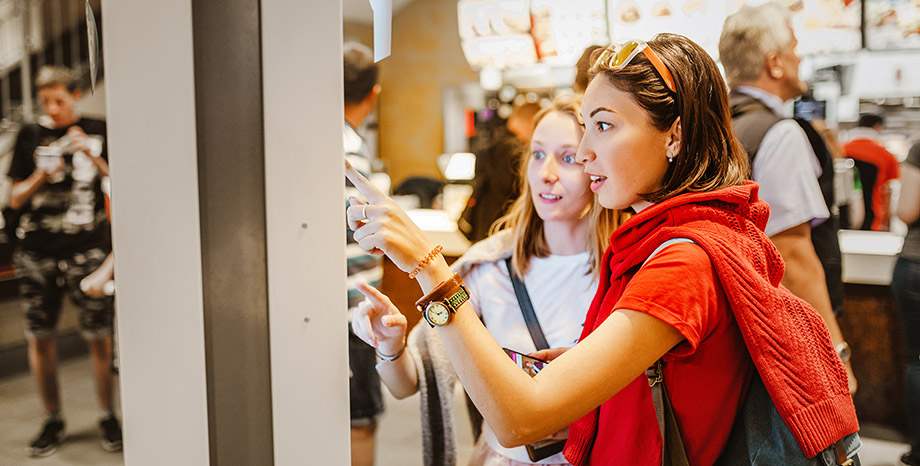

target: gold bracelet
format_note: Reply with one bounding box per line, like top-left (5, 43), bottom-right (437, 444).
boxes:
top-left (408, 245), bottom-right (443, 279)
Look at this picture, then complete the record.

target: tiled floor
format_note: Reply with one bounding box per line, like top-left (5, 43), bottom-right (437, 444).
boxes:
top-left (0, 357), bottom-right (124, 466)
top-left (0, 356), bottom-right (911, 466)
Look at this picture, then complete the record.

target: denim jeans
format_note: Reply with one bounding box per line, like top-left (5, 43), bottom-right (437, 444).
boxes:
top-left (716, 371), bottom-right (861, 466)
top-left (892, 257), bottom-right (920, 453)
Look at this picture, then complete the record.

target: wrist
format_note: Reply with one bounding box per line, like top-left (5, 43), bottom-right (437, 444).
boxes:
top-left (376, 336), bottom-right (407, 362)
top-left (414, 255), bottom-right (453, 292)
top-left (31, 169), bottom-right (48, 181)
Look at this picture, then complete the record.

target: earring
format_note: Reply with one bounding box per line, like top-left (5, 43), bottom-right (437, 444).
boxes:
top-left (667, 153), bottom-right (674, 163)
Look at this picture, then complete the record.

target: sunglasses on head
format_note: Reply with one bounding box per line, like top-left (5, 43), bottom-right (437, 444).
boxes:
top-left (597, 40), bottom-right (676, 94)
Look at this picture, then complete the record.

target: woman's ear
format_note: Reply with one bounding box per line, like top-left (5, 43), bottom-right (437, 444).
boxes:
top-left (665, 117), bottom-right (682, 160)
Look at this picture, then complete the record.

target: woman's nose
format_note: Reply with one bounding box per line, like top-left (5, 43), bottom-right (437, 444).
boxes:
top-left (576, 143), bottom-right (594, 164)
top-left (539, 157), bottom-right (558, 183)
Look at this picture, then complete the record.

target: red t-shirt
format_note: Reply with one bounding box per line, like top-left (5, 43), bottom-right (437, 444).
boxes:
top-left (588, 243), bottom-right (754, 465)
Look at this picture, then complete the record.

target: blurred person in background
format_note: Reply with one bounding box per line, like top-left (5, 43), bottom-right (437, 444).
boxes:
top-left (892, 141), bottom-right (920, 466)
top-left (720, 2), bottom-right (856, 393)
top-left (7, 65), bottom-right (119, 457)
top-left (811, 118), bottom-right (866, 230)
top-left (843, 113), bottom-right (900, 231)
top-left (460, 100), bottom-right (542, 243)
top-left (343, 41), bottom-right (389, 466)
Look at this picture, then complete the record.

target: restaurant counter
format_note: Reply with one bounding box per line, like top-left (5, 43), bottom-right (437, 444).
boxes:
top-left (836, 229), bottom-right (908, 436)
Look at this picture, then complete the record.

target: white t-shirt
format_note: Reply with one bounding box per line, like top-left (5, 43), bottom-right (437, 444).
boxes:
top-left (463, 252), bottom-right (596, 464)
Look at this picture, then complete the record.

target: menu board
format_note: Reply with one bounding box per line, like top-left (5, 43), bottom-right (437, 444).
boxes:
top-left (865, 0), bottom-right (920, 50)
top-left (606, 0), bottom-right (733, 59)
top-left (531, 0), bottom-right (609, 66)
top-left (779, 0), bottom-right (862, 54)
top-left (607, 0), bottom-right (861, 59)
top-left (458, 0), bottom-right (538, 69)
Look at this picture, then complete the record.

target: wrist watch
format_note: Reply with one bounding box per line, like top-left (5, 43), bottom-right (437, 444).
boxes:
top-left (835, 342), bottom-right (852, 363)
top-left (415, 273), bottom-right (469, 327)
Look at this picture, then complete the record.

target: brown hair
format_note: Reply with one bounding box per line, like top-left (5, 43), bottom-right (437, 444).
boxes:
top-left (35, 66), bottom-right (79, 93)
top-left (589, 33), bottom-right (749, 203)
top-left (343, 42), bottom-right (379, 104)
top-left (491, 93), bottom-right (627, 278)
top-left (574, 45), bottom-right (604, 94)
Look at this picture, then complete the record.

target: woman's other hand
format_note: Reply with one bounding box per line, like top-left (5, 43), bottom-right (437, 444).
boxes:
top-left (353, 282), bottom-right (407, 356)
top-left (528, 347), bottom-right (569, 362)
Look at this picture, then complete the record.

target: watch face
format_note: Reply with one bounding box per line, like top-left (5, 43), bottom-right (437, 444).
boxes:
top-left (425, 302), bottom-right (451, 326)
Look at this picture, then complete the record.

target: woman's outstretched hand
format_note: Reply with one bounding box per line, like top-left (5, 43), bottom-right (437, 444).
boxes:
top-left (352, 282), bottom-right (408, 356)
top-left (345, 160), bottom-right (436, 273)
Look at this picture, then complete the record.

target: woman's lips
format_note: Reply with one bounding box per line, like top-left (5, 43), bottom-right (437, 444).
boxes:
top-left (539, 193), bottom-right (561, 203)
top-left (589, 175), bottom-right (606, 192)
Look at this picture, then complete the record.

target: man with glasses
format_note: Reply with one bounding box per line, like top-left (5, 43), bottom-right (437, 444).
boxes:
top-left (720, 3), bottom-right (855, 393)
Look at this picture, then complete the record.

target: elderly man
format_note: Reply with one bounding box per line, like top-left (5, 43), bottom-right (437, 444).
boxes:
top-left (720, 2), bottom-right (856, 393)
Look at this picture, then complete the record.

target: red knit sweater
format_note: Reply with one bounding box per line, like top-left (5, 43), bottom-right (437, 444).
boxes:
top-left (564, 182), bottom-right (858, 465)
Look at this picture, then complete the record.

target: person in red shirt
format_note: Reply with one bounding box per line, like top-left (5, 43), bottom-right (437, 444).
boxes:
top-left (344, 33), bottom-right (857, 465)
top-left (844, 113), bottom-right (901, 231)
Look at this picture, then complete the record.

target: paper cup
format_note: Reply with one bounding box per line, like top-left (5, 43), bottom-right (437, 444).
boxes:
top-left (35, 146), bottom-right (63, 172)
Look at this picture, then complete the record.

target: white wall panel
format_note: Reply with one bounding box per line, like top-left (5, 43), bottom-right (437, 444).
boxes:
top-left (261, 0), bottom-right (351, 464)
top-left (101, 1), bottom-right (210, 464)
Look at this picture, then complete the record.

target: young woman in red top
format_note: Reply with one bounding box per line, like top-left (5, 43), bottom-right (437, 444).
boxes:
top-left (345, 33), bottom-right (857, 465)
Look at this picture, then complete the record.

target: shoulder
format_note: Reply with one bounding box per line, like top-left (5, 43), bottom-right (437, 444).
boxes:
top-left (15, 123), bottom-right (41, 140)
top-left (641, 242), bottom-right (712, 273)
top-left (78, 118), bottom-right (107, 134)
top-left (451, 230), bottom-right (514, 277)
top-left (755, 120), bottom-right (818, 175)
top-left (343, 125), bottom-right (364, 155)
top-left (625, 242), bottom-right (717, 303)
top-left (12, 124), bottom-right (41, 156)
top-left (763, 119), bottom-right (809, 145)
top-left (618, 242), bottom-right (722, 349)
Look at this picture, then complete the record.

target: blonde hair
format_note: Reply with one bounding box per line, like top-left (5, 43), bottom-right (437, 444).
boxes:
top-left (490, 93), bottom-right (626, 279)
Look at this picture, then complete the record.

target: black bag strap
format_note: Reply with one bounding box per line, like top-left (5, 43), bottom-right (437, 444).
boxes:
top-left (641, 238), bottom-right (695, 466)
top-left (647, 362), bottom-right (690, 466)
top-left (505, 257), bottom-right (550, 351)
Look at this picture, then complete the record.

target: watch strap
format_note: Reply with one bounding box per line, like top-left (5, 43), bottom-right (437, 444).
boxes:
top-left (415, 273), bottom-right (464, 312)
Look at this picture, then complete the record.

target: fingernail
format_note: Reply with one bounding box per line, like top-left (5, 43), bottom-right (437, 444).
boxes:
top-left (345, 160), bottom-right (352, 169)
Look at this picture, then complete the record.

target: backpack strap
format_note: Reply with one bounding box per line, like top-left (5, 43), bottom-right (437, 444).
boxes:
top-left (505, 257), bottom-right (550, 351)
top-left (642, 238), bottom-right (695, 466)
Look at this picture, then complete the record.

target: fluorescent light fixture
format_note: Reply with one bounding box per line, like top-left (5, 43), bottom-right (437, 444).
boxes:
top-left (406, 209), bottom-right (458, 232)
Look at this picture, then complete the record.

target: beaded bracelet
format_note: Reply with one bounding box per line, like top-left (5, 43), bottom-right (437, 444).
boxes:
top-left (408, 244), bottom-right (443, 280)
top-left (376, 338), bottom-right (407, 362)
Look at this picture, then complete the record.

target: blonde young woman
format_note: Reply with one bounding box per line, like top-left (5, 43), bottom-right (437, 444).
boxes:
top-left (346, 34), bottom-right (858, 465)
top-left (352, 95), bottom-right (623, 465)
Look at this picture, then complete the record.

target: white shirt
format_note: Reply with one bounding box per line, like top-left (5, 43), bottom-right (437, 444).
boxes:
top-left (735, 86), bottom-right (829, 236)
top-left (463, 252), bottom-right (596, 464)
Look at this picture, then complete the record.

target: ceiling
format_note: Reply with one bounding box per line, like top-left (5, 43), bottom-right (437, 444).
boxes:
top-left (342, 0), bottom-right (416, 24)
